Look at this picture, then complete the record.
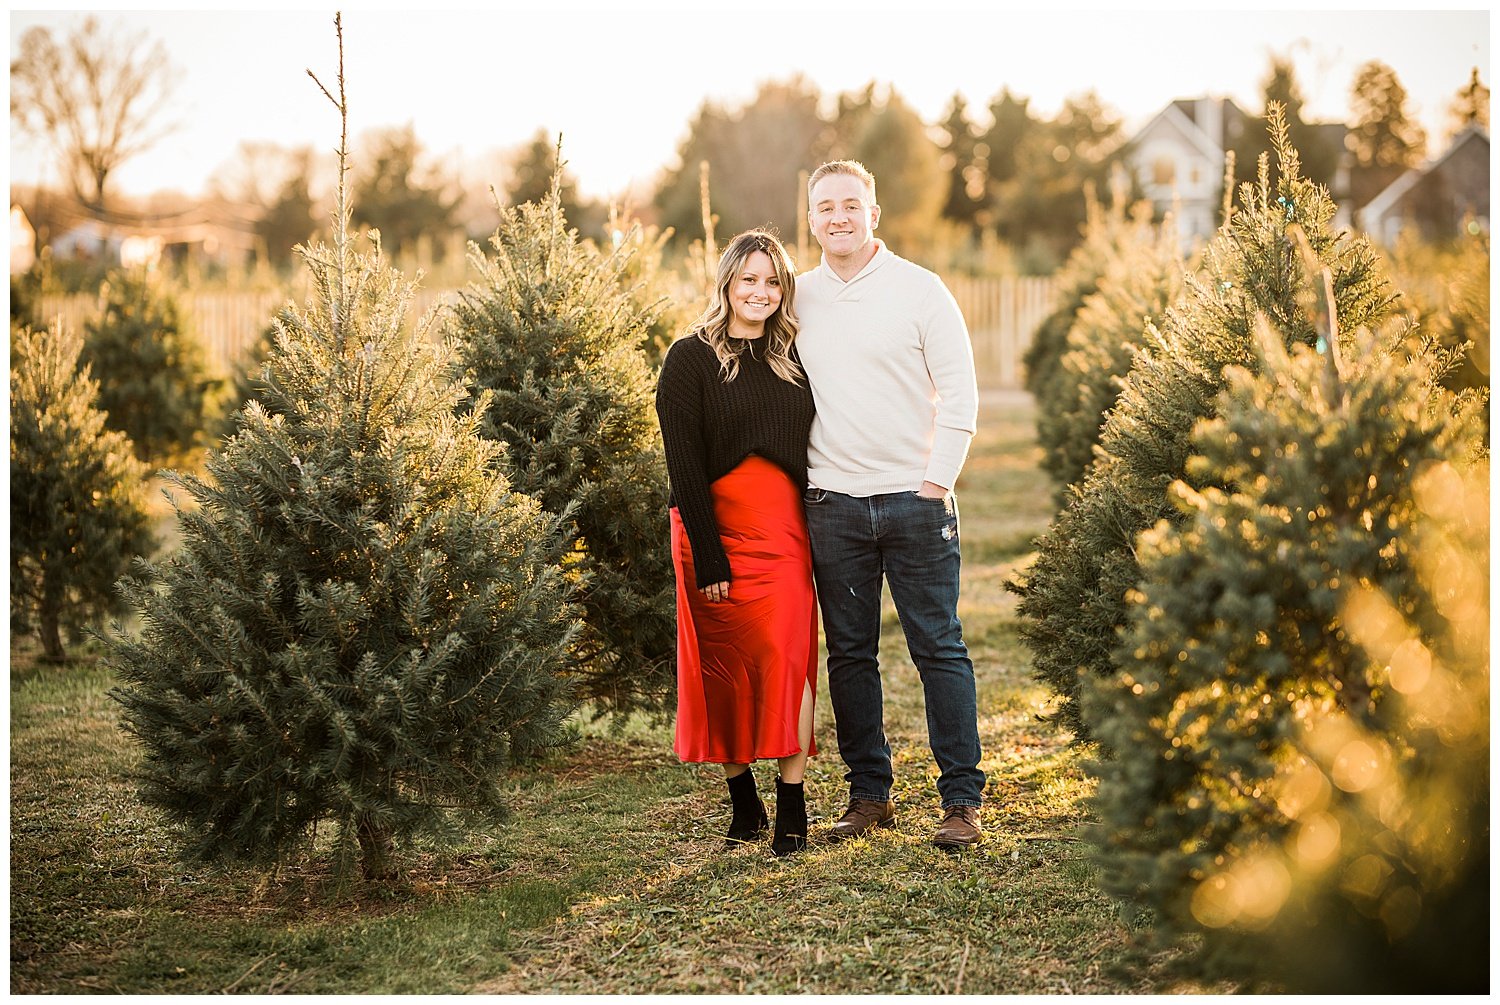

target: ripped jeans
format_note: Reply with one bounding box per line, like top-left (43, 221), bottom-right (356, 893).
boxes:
top-left (803, 487), bottom-right (985, 809)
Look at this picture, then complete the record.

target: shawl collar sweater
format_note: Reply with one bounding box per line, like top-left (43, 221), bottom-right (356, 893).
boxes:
top-left (795, 241), bottom-right (978, 495)
top-left (655, 335), bottom-right (815, 588)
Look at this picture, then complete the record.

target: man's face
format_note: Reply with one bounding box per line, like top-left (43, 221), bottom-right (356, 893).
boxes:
top-left (808, 172), bottom-right (879, 260)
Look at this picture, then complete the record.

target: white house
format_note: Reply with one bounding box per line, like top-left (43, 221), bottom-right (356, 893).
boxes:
top-left (1123, 97), bottom-right (1253, 248)
top-left (1123, 97), bottom-right (1351, 248)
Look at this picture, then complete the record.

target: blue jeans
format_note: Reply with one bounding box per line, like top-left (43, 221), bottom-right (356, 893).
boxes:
top-left (803, 488), bottom-right (985, 809)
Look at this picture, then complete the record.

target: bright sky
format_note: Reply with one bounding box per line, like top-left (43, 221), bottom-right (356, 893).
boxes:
top-left (7, 5), bottom-right (1491, 202)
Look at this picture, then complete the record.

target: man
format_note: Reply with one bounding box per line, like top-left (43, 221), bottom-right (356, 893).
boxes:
top-left (794, 160), bottom-right (985, 850)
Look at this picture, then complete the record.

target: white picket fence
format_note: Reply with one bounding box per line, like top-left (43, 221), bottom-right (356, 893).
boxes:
top-left (37, 275), bottom-right (1056, 389)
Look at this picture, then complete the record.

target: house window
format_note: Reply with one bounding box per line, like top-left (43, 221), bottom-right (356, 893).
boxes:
top-left (1153, 158), bottom-right (1176, 186)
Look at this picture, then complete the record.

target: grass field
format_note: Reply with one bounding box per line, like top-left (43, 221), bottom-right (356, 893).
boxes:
top-left (10, 390), bottom-right (1215, 994)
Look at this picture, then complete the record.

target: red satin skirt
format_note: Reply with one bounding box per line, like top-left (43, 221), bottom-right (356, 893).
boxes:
top-left (671, 455), bottom-right (819, 764)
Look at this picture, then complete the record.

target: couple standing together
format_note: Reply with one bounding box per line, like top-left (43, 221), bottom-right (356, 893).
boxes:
top-left (656, 160), bottom-right (985, 857)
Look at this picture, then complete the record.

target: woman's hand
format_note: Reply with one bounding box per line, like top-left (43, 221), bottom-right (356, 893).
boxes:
top-left (916, 480), bottom-right (949, 499)
top-left (700, 581), bottom-right (731, 603)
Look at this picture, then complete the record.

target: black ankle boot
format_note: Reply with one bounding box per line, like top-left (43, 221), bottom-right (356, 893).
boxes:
top-left (725, 770), bottom-right (767, 845)
top-left (771, 778), bottom-right (807, 856)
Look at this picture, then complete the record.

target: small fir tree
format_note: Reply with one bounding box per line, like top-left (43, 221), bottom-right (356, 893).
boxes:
top-left (106, 20), bottom-right (580, 879)
top-left (1036, 210), bottom-right (1187, 496)
top-left (11, 321), bottom-right (155, 662)
top-left (1013, 109), bottom-right (1396, 741)
top-left (448, 168), bottom-right (676, 719)
top-left (1086, 326), bottom-right (1487, 990)
top-left (1021, 180), bottom-right (1140, 401)
top-left (1386, 230), bottom-right (1490, 421)
top-left (82, 268), bottom-right (222, 464)
top-left (588, 206), bottom-right (701, 368)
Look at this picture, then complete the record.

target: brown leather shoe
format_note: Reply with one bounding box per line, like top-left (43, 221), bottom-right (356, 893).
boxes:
top-left (826, 798), bottom-right (896, 841)
top-left (933, 806), bottom-right (982, 850)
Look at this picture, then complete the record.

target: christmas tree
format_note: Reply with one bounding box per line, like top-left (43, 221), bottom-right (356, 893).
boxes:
top-left (1014, 109), bottom-right (1396, 742)
top-left (11, 321), bottom-right (156, 662)
top-left (106, 19), bottom-right (580, 879)
top-left (82, 268), bottom-right (222, 464)
top-left (1036, 211), bottom-right (1187, 496)
top-left (1086, 320), bottom-right (1487, 989)
top-left (448, 163), bottom-right (676, 719)
top-left (1021, 179), bottom-right (1142, 402)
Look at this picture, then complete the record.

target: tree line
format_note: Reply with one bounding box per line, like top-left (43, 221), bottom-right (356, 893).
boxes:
top-left (12, 15), bottom-right (1490, 277)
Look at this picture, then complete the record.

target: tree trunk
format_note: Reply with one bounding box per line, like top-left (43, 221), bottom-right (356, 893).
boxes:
top-left (356, 816), bottom-right (397, 881)
top-left (38, 601), bottom-right (66, 663)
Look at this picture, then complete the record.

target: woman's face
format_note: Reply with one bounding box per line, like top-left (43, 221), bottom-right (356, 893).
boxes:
top-left (726, 250), bottom-right (782, 335)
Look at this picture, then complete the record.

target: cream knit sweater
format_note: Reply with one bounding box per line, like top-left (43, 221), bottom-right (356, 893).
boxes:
top-left (795, 242), bottom-right (978, 496)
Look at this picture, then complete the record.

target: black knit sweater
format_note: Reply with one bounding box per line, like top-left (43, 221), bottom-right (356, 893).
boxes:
top-left (655, 334), bottom-right (815, 588)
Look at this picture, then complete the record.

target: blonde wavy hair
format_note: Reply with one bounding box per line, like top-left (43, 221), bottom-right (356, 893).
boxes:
top-left (686, 229), bottom-right (803, 384)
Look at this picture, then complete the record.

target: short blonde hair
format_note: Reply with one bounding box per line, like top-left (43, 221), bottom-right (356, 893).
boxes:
top-left (807, 160), bottom-right (876, 204)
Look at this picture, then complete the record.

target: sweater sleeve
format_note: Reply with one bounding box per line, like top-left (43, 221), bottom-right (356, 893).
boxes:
top-left (918, 277), bottom-right (979, 491)
top-left (655, 340), bottom-right (732, 588)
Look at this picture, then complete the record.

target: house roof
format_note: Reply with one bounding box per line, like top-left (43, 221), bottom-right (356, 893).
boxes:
top-left (1130, 100), bottom-right (1226, 162)
top-left (1359, 126), bottom-right (1490, 223)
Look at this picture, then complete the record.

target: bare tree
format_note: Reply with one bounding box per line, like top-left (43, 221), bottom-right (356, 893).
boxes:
top-left (10, 16), bottom-right (180, 209)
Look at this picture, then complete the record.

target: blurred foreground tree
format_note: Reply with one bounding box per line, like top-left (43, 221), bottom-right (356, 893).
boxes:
top-left (10, 15), bottom-right (180, 209)
top-left (1346, 61), bottom-right (1426, 209)
top-left (351, 124), bottom-right (461, 260)
top-left (1089, 327), bottom-right (1487, 990)
top-left (11, 321), bottom-right (155, 662)
top-left (106, 20), bottom-right (579, 880)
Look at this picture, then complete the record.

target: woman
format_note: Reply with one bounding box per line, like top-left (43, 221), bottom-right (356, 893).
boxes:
top-left (655, 229), bottom-right (818, 856)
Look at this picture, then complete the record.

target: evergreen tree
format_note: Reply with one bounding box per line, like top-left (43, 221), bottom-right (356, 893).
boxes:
top-left (653, 77), bottom-right (829, 245)
top-left (1386, 230), bottom-right (1490, 415)
top-left (1037, 210), bottom-right (1187, 496)
top-left (106, 25), bottom-right (580, 879)
top-left (1014, 110), bottom-right (1396, 742)
top-left (1021, 179), bottom-right (1136, 400)
top-left (938, 93), bottom-right (984, 230)
top-left (504, 129), bottom-right (604, 236)
top-left (1347, 61), bottom-right (1427, 209)
top-left (588, 207), bottom-right (702, 368)
top-left (986, 89), bottom-right (1128, 266)
top-left (1445, 67), bottom-right (1489, 136)
top-left (351, 123), bottom-right (461, 260)
top-left (82, 268), bottom-right (222, 464)
top-left (11, 321), bottom-right (155, 662)
top-left (256, 148), bottom-right (319, 267)
top-left (840, 86), bottom-right (946, 253)
top-left (1086, 324), bottom-right (1487, 989)
top-left (979, 88), bottom-right (1034, 196)
top-left (1231, 56), bottom-right (1342, 192)
top-left (449, 171), bottom-right (676, 718)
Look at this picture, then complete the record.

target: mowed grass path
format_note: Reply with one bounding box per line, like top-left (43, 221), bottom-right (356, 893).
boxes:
top-left (10, 390), bottom-right (1207, 994)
